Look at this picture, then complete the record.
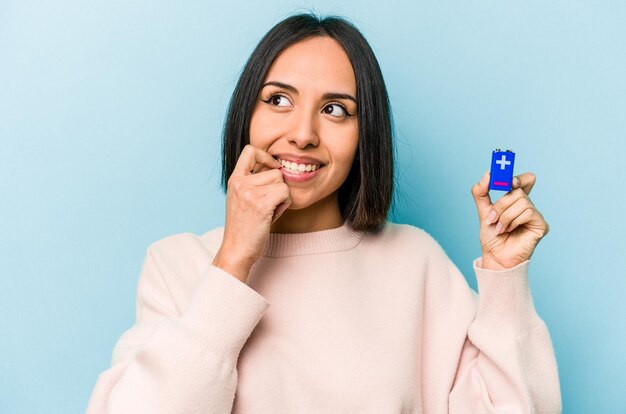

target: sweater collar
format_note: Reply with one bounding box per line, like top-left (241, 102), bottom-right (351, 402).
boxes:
top-left (261, 219), bottom-right (365, 258)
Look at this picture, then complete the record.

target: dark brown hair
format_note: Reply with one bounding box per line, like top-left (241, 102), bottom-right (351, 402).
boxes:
top-left (220, 12), bottom-right (396, 232)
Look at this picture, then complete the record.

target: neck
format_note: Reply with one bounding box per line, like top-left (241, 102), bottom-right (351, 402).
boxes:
top-left (270, 191), bottom-right (344, 234)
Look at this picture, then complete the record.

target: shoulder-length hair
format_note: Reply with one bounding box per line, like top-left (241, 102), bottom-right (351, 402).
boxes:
top-left (220, 12), bottom-right (395, 233)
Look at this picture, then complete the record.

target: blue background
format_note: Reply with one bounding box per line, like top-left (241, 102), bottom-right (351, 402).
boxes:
top-left (1, 1), bottom-right (624, 412)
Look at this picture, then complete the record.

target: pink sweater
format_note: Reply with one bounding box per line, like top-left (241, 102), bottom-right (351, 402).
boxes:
top-left (86, 220), bottom-right (562, 413)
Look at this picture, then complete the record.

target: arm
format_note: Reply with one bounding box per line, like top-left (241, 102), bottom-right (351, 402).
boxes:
top-left (85, 247), bottom-right (269, 414)
top-left (442, 170), bottom-right (560, 411)
top-left (447, 257), bottom-right (562, 413)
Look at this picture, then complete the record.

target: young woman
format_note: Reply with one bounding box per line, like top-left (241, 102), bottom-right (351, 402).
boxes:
top-left (87, 13), bottom-right (561, 414)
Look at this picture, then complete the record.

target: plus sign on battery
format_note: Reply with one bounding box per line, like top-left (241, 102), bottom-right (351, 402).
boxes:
top-left (496, 154), bottom-right (511, 170)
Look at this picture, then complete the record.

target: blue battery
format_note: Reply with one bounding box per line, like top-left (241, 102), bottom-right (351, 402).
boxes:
top-left (489, 149), bottom-right (515, 191)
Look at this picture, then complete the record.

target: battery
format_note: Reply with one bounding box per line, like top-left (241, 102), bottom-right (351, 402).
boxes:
top-left (489, 149), bottom-right (515, 191)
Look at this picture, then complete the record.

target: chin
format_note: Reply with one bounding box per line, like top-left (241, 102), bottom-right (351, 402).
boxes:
top-left (290, 187), bottom-right (341, 209)
top-left (283, 196), bottom-right (319, 211)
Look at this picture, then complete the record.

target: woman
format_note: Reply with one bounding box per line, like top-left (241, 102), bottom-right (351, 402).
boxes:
top-left (86, 13), bottom-right (561, 413)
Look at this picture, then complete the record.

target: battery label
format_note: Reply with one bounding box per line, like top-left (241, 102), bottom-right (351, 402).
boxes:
top-left (489, 150), bottom-right (515, 191)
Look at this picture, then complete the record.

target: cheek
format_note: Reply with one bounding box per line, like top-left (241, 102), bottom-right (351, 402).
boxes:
top-left (328, 125), bottom-right (358, 165)
top-left (249, 108), bottom-right (261, 143)
top-left (340, 153), bottom-right (358, 176)
top-left (249, 107), bottom-right (278, 146)
top-left (327, 146), bottom-right (358, 183)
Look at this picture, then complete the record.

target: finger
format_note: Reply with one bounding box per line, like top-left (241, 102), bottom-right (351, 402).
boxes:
top-left (508, 207), bottom-right (549, 235)
top-left (246, 168), bottom-right (285, 186)
top-left (486, 188), bottom-right (531, 225)
top-left (504, 208), bottom-right (535, 234)
top-left (227, 165), bottom-right (284, 192)
top-left (471, 170), bottom-right (493, 220)
top-left (511, 172), bottom-right (537, 195)
top-left (272, 196), bottom-right (292, 223)
top-left (232, 144), bottom-right (282, 178)
top-left (251, 161), bottom-right (279, 175)
top-left (256, 182), bottom-right (291, 221)
top-left (494, 197), bottom-right (534, 234)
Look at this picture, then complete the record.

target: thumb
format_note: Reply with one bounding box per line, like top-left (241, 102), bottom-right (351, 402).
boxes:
top-left (272, 199), bottom-right (292, 224)
top-left (471, 170), bottom-right (493, 220)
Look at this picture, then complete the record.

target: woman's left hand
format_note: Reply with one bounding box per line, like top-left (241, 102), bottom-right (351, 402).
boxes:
top-left (471, 171), bottom-right (550, 270)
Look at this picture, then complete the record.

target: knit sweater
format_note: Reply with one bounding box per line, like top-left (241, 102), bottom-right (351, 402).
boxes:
top-left (86, 220), bottom-right (562, 413)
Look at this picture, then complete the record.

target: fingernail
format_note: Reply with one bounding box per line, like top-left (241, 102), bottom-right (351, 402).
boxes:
top-left (496, 222), bottom-right (503, 233)
top-left (487, 210), bottom-right (497, 223)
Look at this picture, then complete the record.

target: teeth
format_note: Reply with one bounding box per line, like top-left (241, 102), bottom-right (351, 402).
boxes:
top-left (279, 159), bottom-right (321, 174)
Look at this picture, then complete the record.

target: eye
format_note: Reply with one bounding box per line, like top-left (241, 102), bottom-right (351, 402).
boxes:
top-left (322, 103), bottom-right (349, 118)
top-left (263, 94), bottom-right (292, 107)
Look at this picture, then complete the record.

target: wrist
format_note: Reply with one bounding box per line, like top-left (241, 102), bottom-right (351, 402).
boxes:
top-left (480, 253), bottom-right (508, 271)
top-left (212, 247), bottom-right (253, 283)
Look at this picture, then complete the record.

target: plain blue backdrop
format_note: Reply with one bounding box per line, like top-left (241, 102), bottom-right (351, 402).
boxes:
top-left (1, 1), bottom-right (624, 412)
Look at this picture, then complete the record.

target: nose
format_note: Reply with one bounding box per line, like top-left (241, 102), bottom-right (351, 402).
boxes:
top-left (287, 105), bottom-right (320, 149)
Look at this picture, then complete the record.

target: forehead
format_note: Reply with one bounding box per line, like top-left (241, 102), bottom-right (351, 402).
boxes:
top-left (264, 36), bottom-right (356, 93)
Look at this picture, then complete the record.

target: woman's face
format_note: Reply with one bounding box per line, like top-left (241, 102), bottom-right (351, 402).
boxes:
top-left (249, 36), bottom-right (358, 213)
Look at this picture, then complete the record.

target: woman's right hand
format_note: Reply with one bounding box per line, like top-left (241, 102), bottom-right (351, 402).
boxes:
top-left (213, 144), bottom-right (292, 282)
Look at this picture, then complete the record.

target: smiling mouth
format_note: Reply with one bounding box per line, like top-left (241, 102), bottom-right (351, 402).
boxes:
top-left (274, 157), bottom-right (324, 174)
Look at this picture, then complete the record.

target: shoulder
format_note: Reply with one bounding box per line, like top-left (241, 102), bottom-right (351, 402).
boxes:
top-left (363, 220), bottom-right (456, 273)
top-left (379, 221), bottom-right (474, 300)
top-left (148, 226), bottom-right (224, 256)
top-left (144, 226), bottom-right (225, 282)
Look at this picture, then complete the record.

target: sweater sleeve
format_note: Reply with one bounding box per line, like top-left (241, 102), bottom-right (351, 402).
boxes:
top-left (85, 247), bottom-right (270, 414)
top-left (447, 257), bottom-right (562, 413)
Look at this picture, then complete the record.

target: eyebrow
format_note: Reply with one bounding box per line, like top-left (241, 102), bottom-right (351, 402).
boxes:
top-left (261, 81), bottom-right (357, 104)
